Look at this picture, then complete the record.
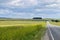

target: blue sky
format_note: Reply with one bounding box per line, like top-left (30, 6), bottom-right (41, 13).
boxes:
top-left (0, 0), bottom-right (60, 19)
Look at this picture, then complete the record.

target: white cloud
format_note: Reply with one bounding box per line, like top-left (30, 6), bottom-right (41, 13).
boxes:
top-left (0, 9), bottom-right (35, 18)
top-left (7, 0), bottom-right (24, 7)
top-left (29, 0), bottom-right (38, 5)
top-left (56, 0), bottom-right (60, 3)
top-left (45, 3), bottom-right (60, 8)
top-left (35, 9), bottom-right (43, 12)
top-left (0, 9), bottom-right (10, 14)
top-left (46, 4), bottom-right (57, 7)
top-left (1, 0), bottom-right (38, 8)
top-left (0, 0), bottom-right (60, 18)
top-left (8, 12), bottom-right (35, 18)
top-left (38, 0), bottom-right (55, 3)
top-left (1, 0), bottom-right (60, 8)
top-left (45, 0), bottom-right (60, 8)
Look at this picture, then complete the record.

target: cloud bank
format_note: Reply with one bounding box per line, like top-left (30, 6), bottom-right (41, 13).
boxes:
top-left (0, 0), bottom-right (60, 18)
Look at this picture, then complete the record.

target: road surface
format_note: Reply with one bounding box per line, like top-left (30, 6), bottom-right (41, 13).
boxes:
top-left (47, 21), bottom-right (60, 40)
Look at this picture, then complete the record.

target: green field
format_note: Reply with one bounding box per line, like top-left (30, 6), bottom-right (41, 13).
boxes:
top-left (51, 22), bottom-right (60, 26)
top-left (0, 21), bottom-right (46, 40)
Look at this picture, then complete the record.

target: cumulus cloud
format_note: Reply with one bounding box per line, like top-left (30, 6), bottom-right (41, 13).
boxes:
top-left (0, 0), bottom-right (56, 8)
top-left (39, 0), bottom-right (55, 3)
top-left (0, 0), bottom-right (38, 8)
top-left (0, 9), bottom-right (10, 14)
top-left (45, 0), bottom-right (60, 8)
top-left (46, 3), bottom-right (60, 8)
top-left (46, 4), bottom-right (57, 7)
top-left (0, 9), bottom-right (35, 18)
top-left (56, 0), bottom-right (60, 3)
top-left (0, 0), bottom-right (59, 8)
top-left (0, 0), bottom-right (60, 18)
top-left (35, 9), bottom-right (43, 12)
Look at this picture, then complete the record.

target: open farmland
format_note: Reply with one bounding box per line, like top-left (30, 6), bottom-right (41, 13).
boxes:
top-left (0, 20), bottom-right (46, 40)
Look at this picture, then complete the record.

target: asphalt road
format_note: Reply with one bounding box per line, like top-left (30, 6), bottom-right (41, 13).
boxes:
top-left (47, 21), bottom-right (60, 40)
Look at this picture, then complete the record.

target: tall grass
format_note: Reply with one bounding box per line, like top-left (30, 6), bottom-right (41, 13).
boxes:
top-left (50, 22), bottom-right (60, 26)
top-left (0, 21), bottom-right (46, 40)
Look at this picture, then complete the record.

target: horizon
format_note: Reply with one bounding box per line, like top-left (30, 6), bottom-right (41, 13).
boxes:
top-left (0, 0), bottom-right (60, 19)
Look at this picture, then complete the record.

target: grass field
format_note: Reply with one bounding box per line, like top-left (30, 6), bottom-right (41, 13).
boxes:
top-left (0, 21), bottom-right (46, 40)
top-left (50, 22), bottom-right (60, 26)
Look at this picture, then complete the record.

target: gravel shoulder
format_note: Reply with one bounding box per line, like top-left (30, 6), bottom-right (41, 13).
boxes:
top-left (41, 31), bottom-right (49, 40)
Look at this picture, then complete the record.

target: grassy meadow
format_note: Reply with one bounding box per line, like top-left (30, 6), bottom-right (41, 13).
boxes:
top-left (0, 20), bottom-right (46, 40)
top-left (50, 22), bottom-right (60, 26)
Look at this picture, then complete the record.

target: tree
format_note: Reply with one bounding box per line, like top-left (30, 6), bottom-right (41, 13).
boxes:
top-left (33, 17), bottom-right (42, 19)
top-left (51, 20), bottom-right (55, 22)
top-left (51, 19), bottom-right (59, 22)
top-left (55, 20), bottom-right (59, 22)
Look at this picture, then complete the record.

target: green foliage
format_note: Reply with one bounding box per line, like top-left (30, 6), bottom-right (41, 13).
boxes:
top-left (0, 25), bottom-right (46, 40)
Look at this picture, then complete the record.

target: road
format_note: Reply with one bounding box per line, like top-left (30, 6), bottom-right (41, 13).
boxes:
top-left (47, 21), bottom-right (60, 40)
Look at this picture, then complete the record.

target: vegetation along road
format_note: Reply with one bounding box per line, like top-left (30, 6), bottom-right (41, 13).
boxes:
top-left (0, 20), bottom-right (46, 40)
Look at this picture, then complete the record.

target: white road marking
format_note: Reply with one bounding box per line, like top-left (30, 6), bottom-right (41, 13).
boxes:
top-left (47, 21), bottom-right (54, 40)
top-left (48, 27), bottom-right (54, 40)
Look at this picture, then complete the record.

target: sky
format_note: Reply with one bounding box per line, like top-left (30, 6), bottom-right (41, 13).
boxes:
top-left (0, 0), bottom-right (60, 19)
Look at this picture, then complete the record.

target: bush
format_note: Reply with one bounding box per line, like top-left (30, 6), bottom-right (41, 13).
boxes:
top-left (51, 20), bottom-right (59, 22)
